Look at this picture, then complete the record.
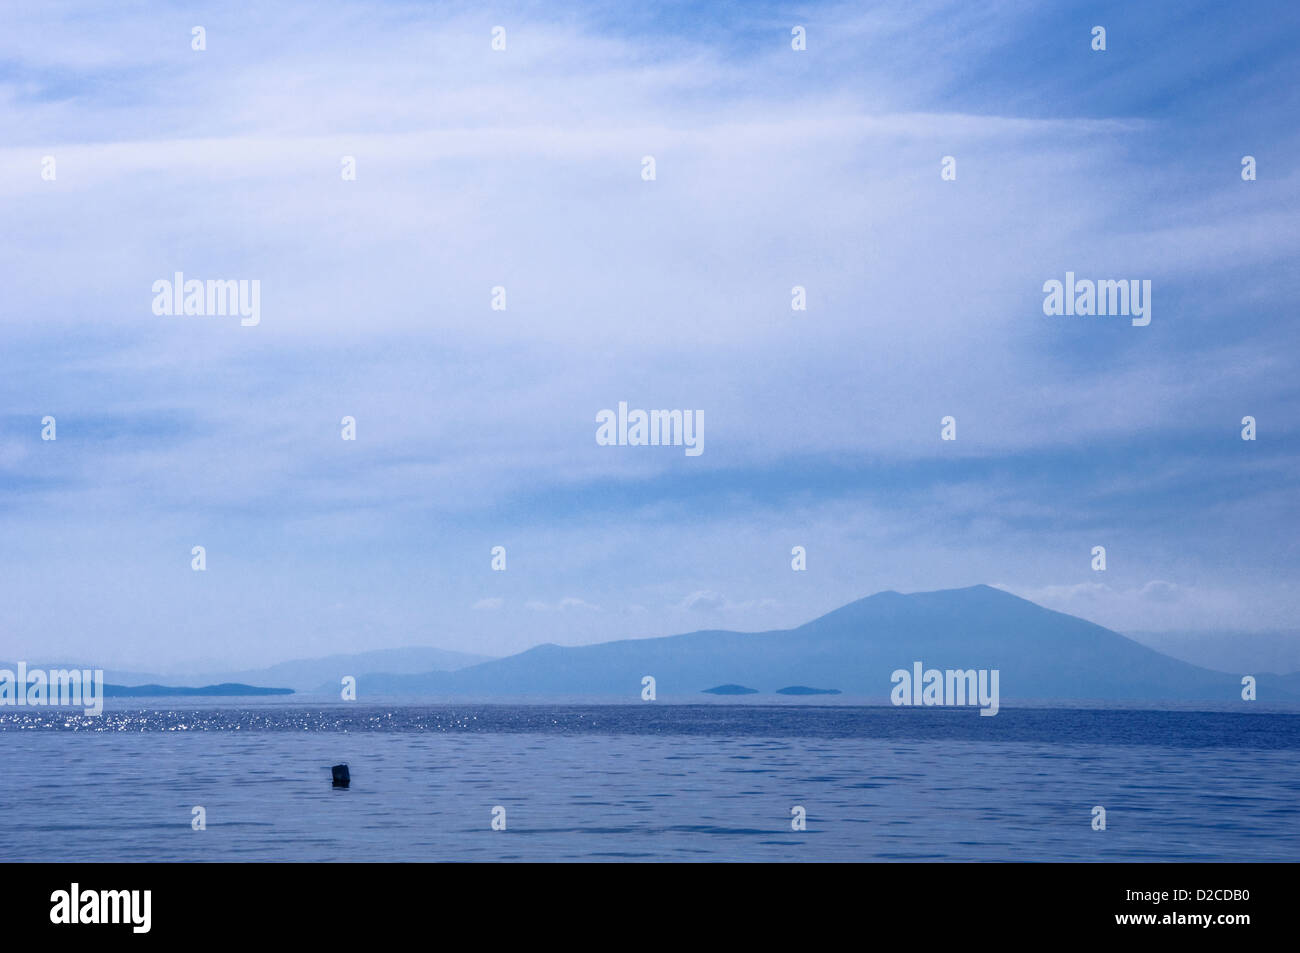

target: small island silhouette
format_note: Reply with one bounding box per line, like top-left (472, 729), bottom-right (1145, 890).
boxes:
top-left (700, 684), bottom-right (841, 695)
top-left (776, 686), bottom-right (841, 695)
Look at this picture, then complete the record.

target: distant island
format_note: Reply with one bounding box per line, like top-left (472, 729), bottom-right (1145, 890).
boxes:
top-left (103, 683), bottom-right (294, 697)
top-left (702, 684), bottom-right (759, 695)
top-left (776, 686), bottom-right (842, 695)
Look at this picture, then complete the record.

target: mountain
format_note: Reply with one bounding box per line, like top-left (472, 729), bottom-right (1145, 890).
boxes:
top-left (18, 646), bottom-right (493, 693)
top-left (204, 647), bottom-right (492, 692)
top-left (352, 586), bottom-right (1300, 702)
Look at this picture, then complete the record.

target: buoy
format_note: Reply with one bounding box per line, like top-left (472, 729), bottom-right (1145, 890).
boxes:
top-left (331, 763), bottom-right (350, 787)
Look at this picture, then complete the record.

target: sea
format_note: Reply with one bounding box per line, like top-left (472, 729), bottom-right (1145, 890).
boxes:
top-left (2, 700), bottom-right (1297, 862)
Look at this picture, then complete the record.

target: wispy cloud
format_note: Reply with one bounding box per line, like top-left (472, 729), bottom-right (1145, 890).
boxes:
top-left (1, 0), bottom-right (1297, 667)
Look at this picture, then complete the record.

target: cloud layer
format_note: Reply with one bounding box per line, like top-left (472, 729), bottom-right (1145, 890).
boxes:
top-left (1, 1), bottom-right (1297, 669)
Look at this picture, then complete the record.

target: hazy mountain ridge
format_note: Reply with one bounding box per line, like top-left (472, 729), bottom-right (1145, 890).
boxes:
top-left (1124, 628), bottom-right (1300, 675)
top-left (9, 646), bottom-right (491, 692)
top-left (343, 586), bottom-right (1300, 702)
top-left (12, 588), bottom-right (1295, 704)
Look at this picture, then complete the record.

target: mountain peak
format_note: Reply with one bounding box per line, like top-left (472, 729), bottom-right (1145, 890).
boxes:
top-left (800, 583), bottom-right (1028, 631)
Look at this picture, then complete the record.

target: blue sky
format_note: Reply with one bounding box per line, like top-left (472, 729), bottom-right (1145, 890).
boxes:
top-left (1, 0), bottom-right (1297, 670)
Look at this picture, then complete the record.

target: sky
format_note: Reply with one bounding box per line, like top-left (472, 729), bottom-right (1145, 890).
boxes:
top-left (1, 0), bottom-right (1297, 671)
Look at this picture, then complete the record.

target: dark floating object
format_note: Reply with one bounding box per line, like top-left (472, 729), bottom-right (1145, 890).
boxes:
top-left (331, 763), bottom-right (350, 787)
top-left (701, 684), bottom-right (759, 695)
top-left (776, 686), bottom-right (842, 695)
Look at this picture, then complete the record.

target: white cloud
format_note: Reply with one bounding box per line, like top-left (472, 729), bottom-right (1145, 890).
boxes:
top-left (525, 597), bottom-right (601, 612)
top-left (679, 591), bottom-right (778, 613)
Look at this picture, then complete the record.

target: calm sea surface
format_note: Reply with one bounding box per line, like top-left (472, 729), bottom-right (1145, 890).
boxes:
top-left (2, 703), bottom-right (1297, 861)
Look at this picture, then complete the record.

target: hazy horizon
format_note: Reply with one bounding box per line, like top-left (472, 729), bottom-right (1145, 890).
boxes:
top-left (12, 584), bottom-right (1300, 681)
